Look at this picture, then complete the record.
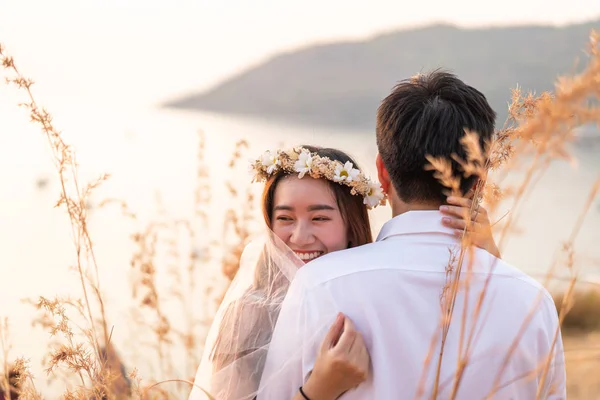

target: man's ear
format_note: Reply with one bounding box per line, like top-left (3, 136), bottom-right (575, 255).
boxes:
top-left (376, 153), bottom-right (391, 194)
top-left (466, 178), bottom-right (484, 199)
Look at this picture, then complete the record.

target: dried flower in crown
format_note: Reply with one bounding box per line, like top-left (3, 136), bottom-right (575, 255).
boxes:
top-left (249, 147), bottom-right (386, 209)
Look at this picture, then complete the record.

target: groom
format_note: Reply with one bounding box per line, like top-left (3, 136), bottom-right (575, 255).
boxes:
top-left (258, 70), bottom-right (566, 399)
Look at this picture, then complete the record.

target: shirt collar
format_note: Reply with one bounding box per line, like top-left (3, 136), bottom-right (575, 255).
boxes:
top-left (376, 210), bottom-right (457, 242)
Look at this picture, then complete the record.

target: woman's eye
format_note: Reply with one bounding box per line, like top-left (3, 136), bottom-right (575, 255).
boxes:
top-left (276, 216), bottom-right (293, 221)
top-left (313, 217), bottom-right (330, 221)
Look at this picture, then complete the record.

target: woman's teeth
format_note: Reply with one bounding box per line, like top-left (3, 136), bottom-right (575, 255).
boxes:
top-left (295, 252), bottom-right (323, 261)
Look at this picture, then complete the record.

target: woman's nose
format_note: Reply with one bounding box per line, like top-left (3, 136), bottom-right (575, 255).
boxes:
top-left (289, 221), bottom-right (314, 246)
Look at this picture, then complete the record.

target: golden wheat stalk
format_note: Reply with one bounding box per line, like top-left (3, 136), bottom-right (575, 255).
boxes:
top-left (424, 29), bottom-right (600, 400)
top-left (1, 42), bottom-right (115, 397)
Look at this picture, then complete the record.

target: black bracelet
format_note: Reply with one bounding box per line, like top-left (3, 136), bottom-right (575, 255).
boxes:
top-left (298, 386), bottom-right (311, 400)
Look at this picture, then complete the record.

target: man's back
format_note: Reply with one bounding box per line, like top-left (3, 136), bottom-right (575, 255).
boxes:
top-left (259, 212), bottom-right (565, 399)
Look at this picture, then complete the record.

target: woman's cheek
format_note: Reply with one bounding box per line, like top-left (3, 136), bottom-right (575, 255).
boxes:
top-left (273, 224), bottom-right (289, 239)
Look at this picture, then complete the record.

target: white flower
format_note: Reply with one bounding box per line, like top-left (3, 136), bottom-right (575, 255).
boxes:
top-left (333, 161), bottom-right (360, 183)
top-left (294, 150), bottom-right (313, 178)
top-left (261, 150), bottom-right (280, 174)
top-left (364, 182), bottom-right (384, 208)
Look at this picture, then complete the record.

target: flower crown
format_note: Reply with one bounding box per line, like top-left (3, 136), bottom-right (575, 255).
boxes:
top-left (249, 147), bottom-right (386, 209)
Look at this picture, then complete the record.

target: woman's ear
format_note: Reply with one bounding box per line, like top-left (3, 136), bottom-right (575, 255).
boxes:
top-left (376, 153), bottom-right (391, 194)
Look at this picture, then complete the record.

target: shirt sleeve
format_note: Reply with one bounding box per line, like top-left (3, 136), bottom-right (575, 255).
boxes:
top-left (539, 296), bottom-right (567, 399)
top-left (547, 329), bottom-right (567, 399)
top-left (257, 271), bottom-right (338, 400)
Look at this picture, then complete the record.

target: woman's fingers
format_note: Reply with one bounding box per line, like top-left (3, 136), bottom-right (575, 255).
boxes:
top-left (474, 211), bottom-right (489, 225)
top-left (442, 198), bottom-right (489, 223)
top-left (322, 313), bottom-right (345, 351)
top-left (349, 335), bottom-right (369, 382)
top-left (446, 196), bottom-right (473, 209)
top-left (443, 218), bottom-right (489, 237)
top-left (440, 205), bottom-right (471, 220)
top-left (442, 216), bottom-right (467, 231)
top-left (334, 317), bottom-right (358, 353)
top-left (442, 215), bottom-right (484, 232)
top-left (343, 326), bottom-right (369, 382)
top-left (358, 339), bottom-right (369, 366)
top-left (359, 341), bottom-right (370, 373)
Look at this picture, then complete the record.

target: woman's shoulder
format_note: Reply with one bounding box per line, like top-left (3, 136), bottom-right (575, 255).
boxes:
top-left (211, 292), bottom-right (279, 369)
top-left (220, 292), bottom-right (278, 338)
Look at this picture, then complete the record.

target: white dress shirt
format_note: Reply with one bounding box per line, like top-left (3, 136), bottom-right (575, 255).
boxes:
top-left (258, 211), bottom-right (566, 399)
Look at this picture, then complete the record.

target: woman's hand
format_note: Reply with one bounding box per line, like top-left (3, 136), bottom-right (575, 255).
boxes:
top-left (440, 196), bottom-right (501, 258)
top-left (299, 313), bottom-right (370, 400)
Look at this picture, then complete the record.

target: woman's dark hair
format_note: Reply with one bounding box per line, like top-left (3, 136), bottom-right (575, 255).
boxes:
top-left (261, 145), bottom-right (373, 249)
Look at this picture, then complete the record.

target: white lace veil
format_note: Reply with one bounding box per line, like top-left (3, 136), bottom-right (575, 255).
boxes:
top-left (188, 230), bottom-right (305, 400)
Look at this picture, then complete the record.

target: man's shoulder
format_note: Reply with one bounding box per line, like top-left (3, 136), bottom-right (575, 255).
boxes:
top-left (487, 256), bottom-right (560, 332)
top-left (471, 248), bottom-right (555, 304)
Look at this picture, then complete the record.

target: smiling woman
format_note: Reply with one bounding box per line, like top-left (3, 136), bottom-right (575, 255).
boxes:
top-left (270, 177), bottom-right (354, 262)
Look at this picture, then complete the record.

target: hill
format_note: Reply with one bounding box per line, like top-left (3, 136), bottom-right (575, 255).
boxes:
top-left (165, 20), bottom-right (600, 129)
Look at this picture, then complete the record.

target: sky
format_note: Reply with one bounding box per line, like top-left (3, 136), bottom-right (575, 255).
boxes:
top-left (0, 0), bottom-right (599, 107)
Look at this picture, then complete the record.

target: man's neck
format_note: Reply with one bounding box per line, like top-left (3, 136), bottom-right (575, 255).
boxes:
top-left (390, 197), bottom-right (441, 218)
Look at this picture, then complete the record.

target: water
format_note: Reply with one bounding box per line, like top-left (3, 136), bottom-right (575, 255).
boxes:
top-left (0, 100), bottom-right (599, 394)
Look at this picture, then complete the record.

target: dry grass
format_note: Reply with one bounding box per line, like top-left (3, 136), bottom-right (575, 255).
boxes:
top-left (0, 29), bottom-right (600, 399)
top-left (420, 30), bottom-right (600, 399)
top-left (0, 38), bottom-right (256, 398)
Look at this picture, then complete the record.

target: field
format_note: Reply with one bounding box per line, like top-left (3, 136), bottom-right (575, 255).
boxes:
top-left (564, 331), bottom-right (600, 399)
top-left (1, 30), bottom-right (600, 400)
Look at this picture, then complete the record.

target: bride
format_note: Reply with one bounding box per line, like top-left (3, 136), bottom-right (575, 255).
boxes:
top-left (188, 145), bottom-right (499, 400)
